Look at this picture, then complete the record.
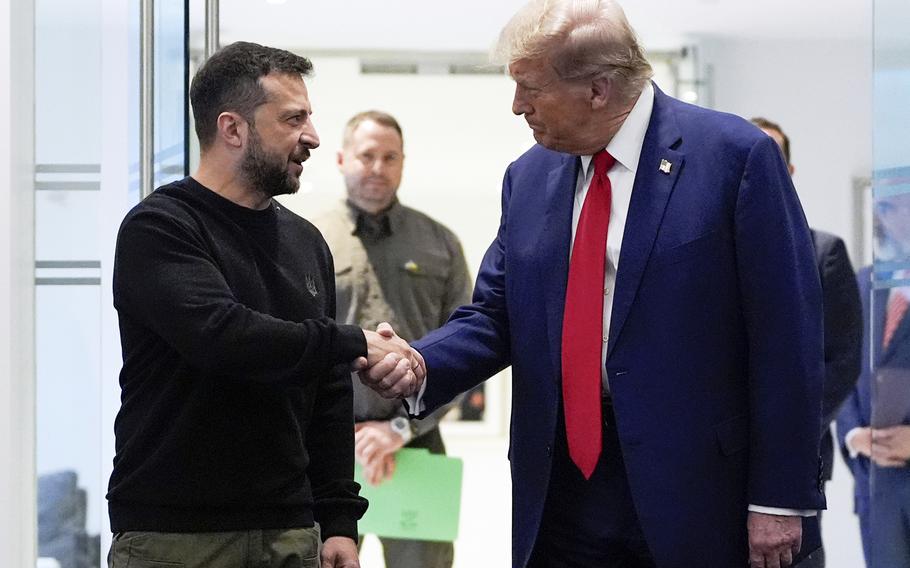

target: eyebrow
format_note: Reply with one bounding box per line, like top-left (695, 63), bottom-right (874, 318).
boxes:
top-left (279, 108), bottom-right (311, 119)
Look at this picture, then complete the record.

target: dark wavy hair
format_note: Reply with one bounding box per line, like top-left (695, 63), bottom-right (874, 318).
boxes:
top-left (190, 41), bottom-right (313, 149)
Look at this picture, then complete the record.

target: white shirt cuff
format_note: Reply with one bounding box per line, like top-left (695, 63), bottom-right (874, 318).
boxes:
top-left (404, 374), bottom-right (427, 417)
top-left (748, 505), bottom-right (817, 517)
top-left (845, 427), bottom-right (865, 459)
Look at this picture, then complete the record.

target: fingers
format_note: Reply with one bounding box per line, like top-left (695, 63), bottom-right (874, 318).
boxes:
top-left (376, 321), bottom-right (395, 338)
top-left (350, 356), bottom-right (368, 372)
top-left (359, 355), bottom-right (417, 399)
top-left (747, 513), bottom-right (801, 568)
top-left (872, 433), bottom-right (910, 464)
top-left (364, 462), bottom-right (381, 486)
top-left (383, 454), bottom-right (396, 480)
top-left (354, 426), bottom-right (383, 463)
top-left (359, 325), bottom-right (425, 398)
top-left (872, 454), bottom-right (907, 467)
top-left (411, 349), bottom-right (427, 383)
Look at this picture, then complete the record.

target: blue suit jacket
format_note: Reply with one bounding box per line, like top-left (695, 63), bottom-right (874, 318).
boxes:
top-left (414, 86), bottom-right (826, 567)
top-left (836, 266), bottom-right (910, 512)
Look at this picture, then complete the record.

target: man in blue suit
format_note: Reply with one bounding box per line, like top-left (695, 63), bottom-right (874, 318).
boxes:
top-left (362, 1), bottom-right (826, 566)
top-left (837, 192), bottom-right (910, 567)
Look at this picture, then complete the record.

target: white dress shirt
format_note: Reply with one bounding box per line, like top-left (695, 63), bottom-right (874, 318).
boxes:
top-left (571, 82), bottom-right (652, 391)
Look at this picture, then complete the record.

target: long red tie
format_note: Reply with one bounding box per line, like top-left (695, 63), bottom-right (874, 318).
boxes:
top-left (561, 150), bottom-right (615, 479)
top-left (883, 292), bottom-right (909, 350)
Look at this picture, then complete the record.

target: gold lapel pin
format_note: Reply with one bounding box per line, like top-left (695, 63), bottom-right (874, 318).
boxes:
top-left (659, 159), bottom-right (673, 174)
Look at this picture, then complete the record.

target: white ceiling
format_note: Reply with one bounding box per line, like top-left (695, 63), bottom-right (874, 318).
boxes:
top-left (206, 0), bottom-right (872, 54)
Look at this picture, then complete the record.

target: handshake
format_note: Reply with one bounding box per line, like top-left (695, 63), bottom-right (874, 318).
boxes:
top-left (353, 322), bottom-right (426, 400)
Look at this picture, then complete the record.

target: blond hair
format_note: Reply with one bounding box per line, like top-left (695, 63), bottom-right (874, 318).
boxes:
top-left (342, 110), bottom-right (404, 150)
top-left (493, 0), bottom-right (652, 104)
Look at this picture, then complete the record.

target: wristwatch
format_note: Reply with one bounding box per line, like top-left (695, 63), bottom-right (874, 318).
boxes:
top-left (389, 416), bottom-right (414, 444)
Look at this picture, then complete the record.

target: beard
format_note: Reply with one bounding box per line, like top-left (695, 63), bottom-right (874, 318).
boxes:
top-left (240, 127), bottom-right (301, 198)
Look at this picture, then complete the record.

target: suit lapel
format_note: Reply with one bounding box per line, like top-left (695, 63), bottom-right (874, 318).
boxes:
top-left (541, 155), bottom-right (581, 381)
top-left (607, 88), bottom-right (685, 358)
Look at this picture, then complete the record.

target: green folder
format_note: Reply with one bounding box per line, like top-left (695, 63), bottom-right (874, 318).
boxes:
top-left (355, 448), bottom-right (463, 542)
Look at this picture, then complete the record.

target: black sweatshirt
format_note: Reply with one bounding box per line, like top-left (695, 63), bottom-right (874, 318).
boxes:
top-left (107, 177), bottom-right (368, 540)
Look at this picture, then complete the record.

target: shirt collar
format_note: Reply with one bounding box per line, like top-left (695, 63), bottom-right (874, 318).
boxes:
top-left (344, 199), bottom-right (402, 238)
top-left (580, 81), bottom-right (655, 178)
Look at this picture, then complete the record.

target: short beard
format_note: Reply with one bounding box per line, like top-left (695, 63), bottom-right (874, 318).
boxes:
top-left (240, 126), bottom-right (299, 198)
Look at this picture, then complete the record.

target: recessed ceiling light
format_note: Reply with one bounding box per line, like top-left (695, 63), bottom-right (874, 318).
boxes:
top-left (266, 0), bottom-right (286, 4)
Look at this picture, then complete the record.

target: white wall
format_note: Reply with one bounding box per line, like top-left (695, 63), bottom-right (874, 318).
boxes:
top-left (698, 37), bottom-right (873, 266)
top-left (0, 0), bottom-right (36, 565)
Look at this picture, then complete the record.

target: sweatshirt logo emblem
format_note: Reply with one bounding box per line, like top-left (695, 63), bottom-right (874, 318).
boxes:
top-left (305, 275), bottom-right (318, 297)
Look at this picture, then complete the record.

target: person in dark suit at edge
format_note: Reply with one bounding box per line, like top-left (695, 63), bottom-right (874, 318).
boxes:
top-left (838, 190), bottom-right (910, 567)
top-left (360, 1), bottom-right (828, 566)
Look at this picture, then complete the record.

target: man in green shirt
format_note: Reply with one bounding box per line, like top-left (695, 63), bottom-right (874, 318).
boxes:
top-left (315, 110), bottom-right (472, 568)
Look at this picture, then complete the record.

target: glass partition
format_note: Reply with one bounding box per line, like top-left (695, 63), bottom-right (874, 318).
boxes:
top-left (34, 1), bottom-right (187, 566)
top-left (860, 0), bottom-right (910, 566)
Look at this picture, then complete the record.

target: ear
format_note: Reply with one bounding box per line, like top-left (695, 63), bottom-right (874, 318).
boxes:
top-left (788, 164), bottom-right (796, 176)
top-left (590, 76), bottom-right (611, 110)
top-left (336, 149), bottom-right (345, 169)
top-left (216, 111), bottom-right (246, 149)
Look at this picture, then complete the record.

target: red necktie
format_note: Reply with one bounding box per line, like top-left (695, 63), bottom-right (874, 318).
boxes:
top-left (883, 292), bottom-right (909, 350)
top-left (561, 150), bottom-right (615, 479)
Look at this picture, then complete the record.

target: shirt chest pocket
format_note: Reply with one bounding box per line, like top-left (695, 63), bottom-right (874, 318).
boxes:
top-left (396, 254), bottom-right (449, 297)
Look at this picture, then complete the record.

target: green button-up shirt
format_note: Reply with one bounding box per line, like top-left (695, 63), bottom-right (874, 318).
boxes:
top-left (315, 200), bottom-right (473, 436)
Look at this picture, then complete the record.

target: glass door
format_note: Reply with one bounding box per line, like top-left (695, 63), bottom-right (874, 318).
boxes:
top-left (862, 0), bottom-right (910, 566)
top-left (34, 1), bottom-right (188, 566)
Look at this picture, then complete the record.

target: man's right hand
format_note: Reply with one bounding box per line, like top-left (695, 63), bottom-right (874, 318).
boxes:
top-left (849, 427), bottom-right (873, 458)
top-left (353, 322), bottom-right (425, 399)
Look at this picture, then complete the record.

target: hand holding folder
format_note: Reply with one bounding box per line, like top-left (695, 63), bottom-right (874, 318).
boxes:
top-left (355, 448), bottom-right (463, 542)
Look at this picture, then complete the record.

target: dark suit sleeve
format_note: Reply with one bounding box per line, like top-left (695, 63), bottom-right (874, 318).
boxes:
top-left (835, 269), bottom-right (871, 480)
top-left (835, 388), bottom-right (868, 465)
top-left (818, 236), bottom-right (862, 425)
top-left (734, 135), bottom-right (826, 510)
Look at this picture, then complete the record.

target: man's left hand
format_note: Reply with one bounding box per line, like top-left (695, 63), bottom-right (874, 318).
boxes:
top-left (362, 453), bottom-right (396, 486)
top-left (321, 536), bottom-right (360, 568)
top-left (747, 512), bottom-right (801, 568)
top-left (354, 421), bottom-right (407, 465)
top-left (872, 425), bottom-right (910, 467)
top-left (355, 421), bottom-right (404, 485)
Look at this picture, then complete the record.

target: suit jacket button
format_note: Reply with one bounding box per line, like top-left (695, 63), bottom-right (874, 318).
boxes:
top-left (546, 445), bottom-right (552, 457)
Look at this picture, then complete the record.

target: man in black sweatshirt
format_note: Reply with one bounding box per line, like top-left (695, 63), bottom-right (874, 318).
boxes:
top-left (106, 42), bottom-right (423, 568)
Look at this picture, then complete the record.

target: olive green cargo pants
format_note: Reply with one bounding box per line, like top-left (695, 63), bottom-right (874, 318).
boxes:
top-left (107, 527), bottom-right (320, 568)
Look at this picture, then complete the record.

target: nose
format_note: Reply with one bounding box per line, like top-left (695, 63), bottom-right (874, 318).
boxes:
top-left (512, 86), bottom-right (529, 116)
top-left (300, 120), bottom-right (320, 150)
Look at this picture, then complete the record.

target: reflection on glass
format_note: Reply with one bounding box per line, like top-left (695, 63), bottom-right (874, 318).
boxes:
top-left (836, 0), bottom-right (910, 563)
